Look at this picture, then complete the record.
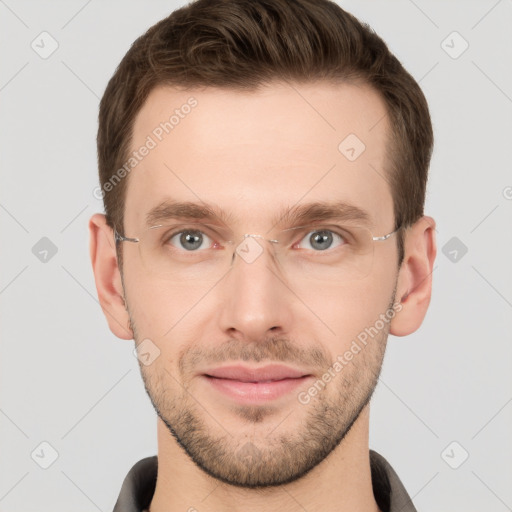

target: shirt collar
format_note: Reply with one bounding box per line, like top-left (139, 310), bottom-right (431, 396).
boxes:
top-left (113, 450), bottom-right (417, 512)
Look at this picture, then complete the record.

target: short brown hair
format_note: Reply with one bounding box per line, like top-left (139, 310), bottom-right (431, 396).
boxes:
top-left (97, 0), bottom-right (433, 266)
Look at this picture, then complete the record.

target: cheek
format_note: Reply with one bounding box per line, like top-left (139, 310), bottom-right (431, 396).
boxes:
top-left (305, 277), bottom-right (395, 354)
top-left (123, 254), bottom-right (398, 367)
top-left (123, 264), bottom-right (213, 336)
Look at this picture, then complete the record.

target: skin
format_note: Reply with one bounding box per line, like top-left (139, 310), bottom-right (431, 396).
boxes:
top-left (89, 80), bottom-right (436, 512)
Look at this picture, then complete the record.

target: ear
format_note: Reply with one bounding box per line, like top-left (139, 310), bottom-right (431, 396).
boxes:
top-left (390, 215), bottom-right (437, 337)
top-left (88, 213), bottom-right (133, 340)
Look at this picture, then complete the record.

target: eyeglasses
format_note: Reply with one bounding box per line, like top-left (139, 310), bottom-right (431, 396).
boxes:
top-left (114, 221), bottom-right (400, 284)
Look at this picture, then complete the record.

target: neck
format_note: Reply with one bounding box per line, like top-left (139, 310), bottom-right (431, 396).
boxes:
top-left (148, 406), bottom-right (380, 512)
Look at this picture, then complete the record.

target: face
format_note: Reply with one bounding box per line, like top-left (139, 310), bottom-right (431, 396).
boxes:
top-left (121, 80), bottom-right (399, 487)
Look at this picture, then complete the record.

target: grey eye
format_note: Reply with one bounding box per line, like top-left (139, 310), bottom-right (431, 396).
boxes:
top-left (169, 230), bottom-right (213, 251)
top-left (297, 230), bottom-right (344, 251)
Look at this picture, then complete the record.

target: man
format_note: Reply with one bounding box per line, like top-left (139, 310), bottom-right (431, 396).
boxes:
top-left (89, 0), bottom-right (436, 511)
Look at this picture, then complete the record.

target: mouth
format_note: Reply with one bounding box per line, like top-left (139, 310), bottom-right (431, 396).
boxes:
top-left (201, 364), bottom-right (313, 403)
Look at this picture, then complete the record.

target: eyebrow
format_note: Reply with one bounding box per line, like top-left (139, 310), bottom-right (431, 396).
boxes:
top-left (144, 198), bottom-right (373, 230)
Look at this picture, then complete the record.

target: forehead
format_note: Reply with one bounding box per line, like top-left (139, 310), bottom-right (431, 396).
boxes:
top-left (124, 80), bottom-right (393, 232)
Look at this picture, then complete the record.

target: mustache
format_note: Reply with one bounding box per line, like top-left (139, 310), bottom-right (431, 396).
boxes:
top-left (178, 336), bottom-right (331, 375)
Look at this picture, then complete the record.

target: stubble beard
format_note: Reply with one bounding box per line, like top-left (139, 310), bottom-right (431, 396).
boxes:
top-left (128, 294), bottom-right (394, 488)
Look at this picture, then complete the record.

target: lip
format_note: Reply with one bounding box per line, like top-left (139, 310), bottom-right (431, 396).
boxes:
top-left (201, 364), bottom-right (313, 403)
top-left (203, 364), bottom-right (309, 382)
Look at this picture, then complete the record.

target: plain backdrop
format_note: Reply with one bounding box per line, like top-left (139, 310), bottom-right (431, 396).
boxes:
top-left (1, 1), bottom-right (511, 511)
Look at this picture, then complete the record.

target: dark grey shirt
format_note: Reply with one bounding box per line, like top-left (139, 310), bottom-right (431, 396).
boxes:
top-left (113, 450), bottom-right (417, 512)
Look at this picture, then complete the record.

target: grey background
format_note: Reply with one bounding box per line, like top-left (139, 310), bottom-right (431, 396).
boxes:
top-left (1, 0), bottom-right (511, 510)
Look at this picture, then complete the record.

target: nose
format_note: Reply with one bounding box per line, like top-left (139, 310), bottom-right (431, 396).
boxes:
top-left (217, 235), bottom-right (294, 343)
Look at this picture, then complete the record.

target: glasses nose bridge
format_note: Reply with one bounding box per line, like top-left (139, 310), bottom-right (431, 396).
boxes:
top-left (243, 233), bottom-right (279, 243)
top-left (229, 232), bottom-right (281, 268)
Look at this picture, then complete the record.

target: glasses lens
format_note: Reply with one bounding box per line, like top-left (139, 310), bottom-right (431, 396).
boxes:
top-left (136, 223), bottom-right (375, 283)
top-left (270, 224), bottom-right (375, 283)
top-left (138, 224), bottom-right (234, 282)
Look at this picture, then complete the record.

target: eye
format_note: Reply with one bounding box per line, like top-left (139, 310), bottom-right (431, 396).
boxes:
top-left (295, 229), bottom-right (346, 251)
top-left (167, 229), bottom-right (215, 251)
